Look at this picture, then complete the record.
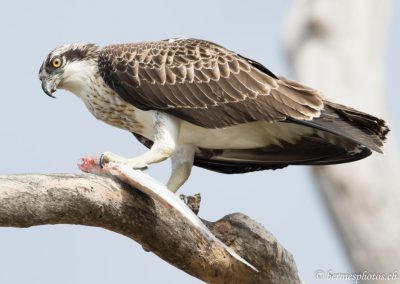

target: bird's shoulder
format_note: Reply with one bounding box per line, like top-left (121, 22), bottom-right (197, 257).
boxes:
top-left (99, 38), bottom-right (233, 65)
top-left (98, 38), bottom-right (262, 86)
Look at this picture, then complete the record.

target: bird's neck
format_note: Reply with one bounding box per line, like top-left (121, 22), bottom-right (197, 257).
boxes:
top-left (59, 60), bottom-right (99, 97)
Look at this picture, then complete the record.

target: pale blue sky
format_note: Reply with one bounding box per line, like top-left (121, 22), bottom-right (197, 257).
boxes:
top-left (0, 1), bottom-right (398, 283)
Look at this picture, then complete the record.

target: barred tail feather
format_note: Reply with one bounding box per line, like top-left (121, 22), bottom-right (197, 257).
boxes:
top-left (293, 101), bottom-right (389, 153)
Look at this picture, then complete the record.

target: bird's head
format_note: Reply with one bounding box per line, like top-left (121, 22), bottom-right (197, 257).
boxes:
top-left (39, 43), bottom-right (99, 98)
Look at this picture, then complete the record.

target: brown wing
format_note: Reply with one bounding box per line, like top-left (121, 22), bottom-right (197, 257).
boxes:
top-left (98, 38), bottom-right (324, 128)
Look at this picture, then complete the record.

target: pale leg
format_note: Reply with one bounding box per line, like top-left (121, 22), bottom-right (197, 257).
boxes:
top-left (166, 145), bottom-right (196, 193)
top-left (101, 111), bottom-right (180, 169)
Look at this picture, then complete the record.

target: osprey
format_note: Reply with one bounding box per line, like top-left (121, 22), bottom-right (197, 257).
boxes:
top-left (39, 38), bottom-right (389, 193)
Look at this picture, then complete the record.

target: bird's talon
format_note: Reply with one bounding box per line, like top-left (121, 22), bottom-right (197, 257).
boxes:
top-left (123, 162), bottom-right (148, 170)
top-left (120, 158), bottom-right (149, 170)
top-left (99, 153), bottom-right (106, 168)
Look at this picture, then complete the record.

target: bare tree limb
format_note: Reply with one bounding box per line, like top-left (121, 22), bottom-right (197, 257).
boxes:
top-left (0, 171), bottom-right (301, 284)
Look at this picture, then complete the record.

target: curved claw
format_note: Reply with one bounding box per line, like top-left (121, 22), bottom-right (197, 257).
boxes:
top-left (99, 153), bottom-right (106, 169)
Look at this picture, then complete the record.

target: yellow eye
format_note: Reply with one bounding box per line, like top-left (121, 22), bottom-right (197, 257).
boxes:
top-left (51, 58), bottom-right (62, 68)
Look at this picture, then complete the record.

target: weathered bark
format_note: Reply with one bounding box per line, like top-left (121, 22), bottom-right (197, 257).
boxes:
top-left (284, 0), bottom-right (400, 279)
top-left (0, 173), bottom-right (301, 284)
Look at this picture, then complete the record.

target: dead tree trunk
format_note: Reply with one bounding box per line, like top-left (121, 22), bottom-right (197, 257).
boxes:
top-left (0, 172), bottom-right (301, 284)
top-left (284, 0), bottom-right (400, 279)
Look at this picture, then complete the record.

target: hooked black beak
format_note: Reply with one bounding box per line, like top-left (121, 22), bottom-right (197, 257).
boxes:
top-left (41, 78), bottom-right (58, 98)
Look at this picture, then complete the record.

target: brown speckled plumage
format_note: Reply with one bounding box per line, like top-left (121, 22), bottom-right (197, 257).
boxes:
top-left (82, 72), bottom-right (143, 133)
top-left (97, 39), bottom-right (388, 153)
top-left (39, 38), bottom-right (389, 175)
top-left (98, 39), bottom-right (324, 128)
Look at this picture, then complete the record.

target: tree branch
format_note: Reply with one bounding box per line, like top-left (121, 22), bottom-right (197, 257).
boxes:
top-left (0, 172), bottom-right (300, 283)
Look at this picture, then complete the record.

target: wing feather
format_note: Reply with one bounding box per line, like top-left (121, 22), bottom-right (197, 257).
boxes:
top-left (162, 84), bottom-right (194, 107)
top-left (177, 83), bottom-right (209, 107)
top-left (98, 38), bottom-right (324, 128)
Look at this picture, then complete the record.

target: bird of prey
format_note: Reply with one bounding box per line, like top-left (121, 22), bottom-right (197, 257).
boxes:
top-left (39, 38), bottom-right (389, 193)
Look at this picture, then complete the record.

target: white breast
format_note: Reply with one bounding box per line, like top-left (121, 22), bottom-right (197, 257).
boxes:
top-left (59, 60), bottom-right (311, 150)
top-left (59, 60), bottom-right (154, 137)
